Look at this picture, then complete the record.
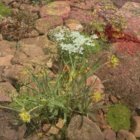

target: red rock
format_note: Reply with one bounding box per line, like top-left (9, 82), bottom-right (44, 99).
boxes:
top-left (40, 1), bottom-right (70, 19)
top-left (111, 41), bottom-right (140, 55)
top-left (116, 2), bottom-right (140, 42)
top-left (123, 17), bottom-right (140, 42)
top-left (69, 7), bottom-right (94, 24)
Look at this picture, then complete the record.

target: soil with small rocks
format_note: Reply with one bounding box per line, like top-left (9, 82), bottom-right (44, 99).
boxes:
top-left (0, 0), bottom-right (140, 140)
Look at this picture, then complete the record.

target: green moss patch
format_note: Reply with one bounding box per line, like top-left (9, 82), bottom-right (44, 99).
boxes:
top-left (107, 104), bottom-right (131, 131)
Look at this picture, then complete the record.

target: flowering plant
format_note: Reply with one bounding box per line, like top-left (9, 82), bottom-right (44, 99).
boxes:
top-left (109, 54), bottom-right (120, 68)
top-left (0, 26), bottom-right (110, 139)
top-left (48, 26), bottom-right (99, 55)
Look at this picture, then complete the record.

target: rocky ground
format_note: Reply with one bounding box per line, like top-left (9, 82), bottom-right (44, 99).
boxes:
top-left (0, 0), bottom-right (140, 140)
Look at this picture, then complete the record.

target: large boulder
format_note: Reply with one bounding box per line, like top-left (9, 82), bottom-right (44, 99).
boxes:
top-left (67, 115), bottom-right (104, 140)
top-left (70, 0), bottom-right (95, 10)
top-left (97, 50), bottom-right (140, 109)
top-left (0, 40), bottom-right (16, 56)
top-left (117, 2), bottom-right (140, 42)
top-left (0, 40), bottom-right (16, 67)
top-left (0, 55), bottom-right (13, 66)
top-left (0, 110), bottom-right (26, 140)
top-left (2, 36), bottom-right (58, 85)
top-left (40, 1), bottom-right (70, 19)
top-left (11, 36), bottom-right (58, 66)
top-left (0, 82), bottom-right (17, 102)
top-left (69, 7), bottom-right (93, 24)
top-left (35, 16), bottom-right (63, 34)
top-left (112, 0), bottom-right (140, 8)
top-left (111, 41), bottom-right (140, 55)
top-left (2, 65), bottom-right (31, 85)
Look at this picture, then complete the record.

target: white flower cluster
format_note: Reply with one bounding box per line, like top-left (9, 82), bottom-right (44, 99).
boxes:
top-left (60, 43), bottom-right (84, 54)
top-left (49, 26), bottom-right (98, 55)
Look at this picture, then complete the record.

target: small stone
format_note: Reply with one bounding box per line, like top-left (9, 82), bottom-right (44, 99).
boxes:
top-left (132, 116), bottom-right (140, 138)
top-left (42, 124), bottom-right (51, 132)
top-left (104, 129), bottom-right (116, 140)
top-left (93, 109), bottom-right (109, 130)
top-left (56, 118), bottom-right (64, 129)
top-left (47, 118), bottom-right (64, 135)
top-left (48, 126), bottom-right (59, 135)
top-left (65, 19), bottom-right (83, 32)
top-left (117, 130), bottom-right (136, 140)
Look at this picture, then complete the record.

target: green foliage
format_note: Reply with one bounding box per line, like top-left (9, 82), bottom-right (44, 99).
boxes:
top-left (8, 28), bottom-right (105, 132)
top-left (10, 66), bottom-right (92, 125)
top-left (1, 27), bottom-right (107, 138)
top-left (48, 26), bottom-right (102, 67)
top-left (107, 104), bottom-right (131, 131)
top-left (0, 3), bottom-right (11, 17)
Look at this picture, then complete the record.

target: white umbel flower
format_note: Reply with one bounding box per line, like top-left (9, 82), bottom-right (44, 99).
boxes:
top-left (49, 26), bottom-right (97, 54)
top-left (60, 43), bottom-right (84, 54)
